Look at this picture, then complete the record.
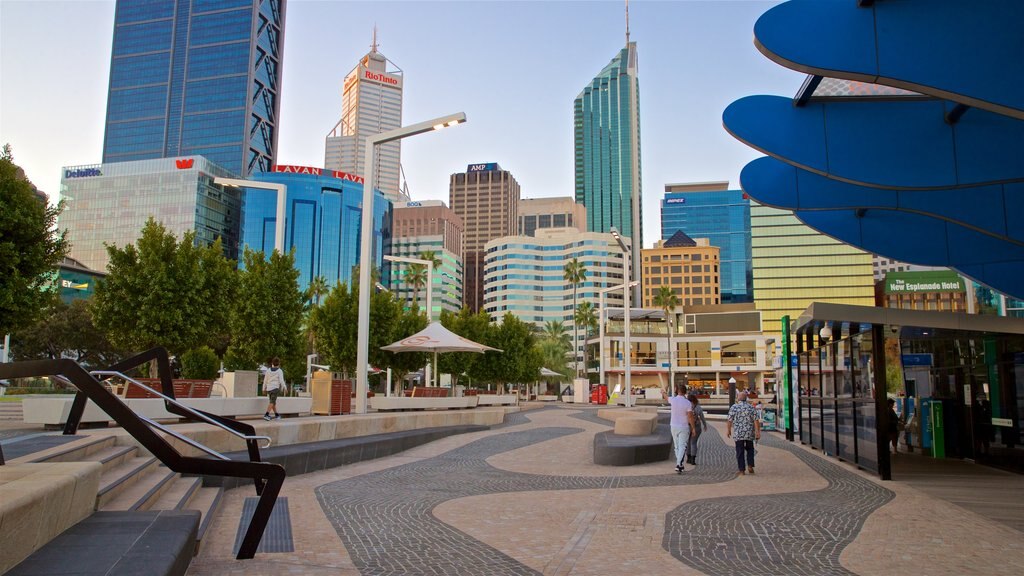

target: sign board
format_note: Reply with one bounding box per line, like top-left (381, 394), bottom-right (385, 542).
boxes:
top-left (902, 353), bottom-right (934, 367)
top-left (467, 163), bottom-right (498, 172)
top-left (64, 167), bottom-right (102, 179)
top-left (270, 165), bottom-right (364, 184)
top-left (884, 271), bottom-right (965, 293)
top-left (666, 197), bottom-right (686, 204)
top-left (992, 417), bottom-right (1013, 427)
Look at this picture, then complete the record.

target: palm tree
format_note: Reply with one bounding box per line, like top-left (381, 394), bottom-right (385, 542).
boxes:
top-left (418, 250), bottom-right (443, 319)
top-left (306, 275), bottom-right (328, 308)
top-left (405, 264), bottom-right (428, 314)
top-left (540, 319), bottom-right (571, 351)
top-left (574, 301), bottom-right (598, 380)
top-left (653, 285), bottom-right (680, 395)
top-left (563, 257), bottom-right (587, 378)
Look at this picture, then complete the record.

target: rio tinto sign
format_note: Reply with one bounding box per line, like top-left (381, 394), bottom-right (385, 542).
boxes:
top-left (360, 66), bottom-right (402, 88)
top-left (271, 165), bottom-right (365, 185)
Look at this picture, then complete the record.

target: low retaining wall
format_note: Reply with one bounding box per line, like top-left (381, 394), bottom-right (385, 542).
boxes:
top-left (476, 394), bottom-right (518, 407)
top-left (22, 397), bottom-right (312, 427)
top-left (369, 396), bottom-right (478, 411)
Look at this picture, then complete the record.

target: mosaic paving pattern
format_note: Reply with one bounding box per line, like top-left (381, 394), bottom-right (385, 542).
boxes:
top-left (317, 425), bottom-right (736, 575)
top-left (663, 432), bottom-right (895, 576)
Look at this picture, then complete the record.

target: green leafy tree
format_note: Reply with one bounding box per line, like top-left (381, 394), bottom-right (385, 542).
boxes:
top-left (535, 337), bottom-right (571, 394)
top-left (92, 218), bottom-right (236, 358)
top-left (309, 280), bottom-right (357, 377)
top-left (384, 307), bottom-right (429, 395)
top-left (303, 275), bottom-right (330, 356)
top-left (476, 313), bottom-right (539, 393)
top-left (11, 299), bottom-right (125, 368)
top-left (575, 301), bottom-right (599, 382)
top-left (438, 307), bottom-right (492, 390)
top-left (653, 286), bottom-right (680, 393)
top-left (540, 319), bottom-right (571, 351)
top-left (224, 247), bottom-right (305, 377)
top-left (0, 144), bottom-right (69, 336)
top-left (563, 257), bottom-right (587, 378)
top-left (181, 346), bottom-right (219, 380)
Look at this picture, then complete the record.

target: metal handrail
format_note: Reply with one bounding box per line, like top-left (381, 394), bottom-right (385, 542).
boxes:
top-left (90, 370), bottom-right (272, 449)
top-left (138, 414), bottom-right (230, 461)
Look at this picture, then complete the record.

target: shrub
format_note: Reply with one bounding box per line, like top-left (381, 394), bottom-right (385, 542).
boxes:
top-left (181, 346), bottom-right (220, 380)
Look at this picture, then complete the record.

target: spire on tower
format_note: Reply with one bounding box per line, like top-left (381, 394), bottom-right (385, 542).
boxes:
top-left (625, 0), bottom-right (630, 44)
top-left (371, 25), bottom-right (379, 52)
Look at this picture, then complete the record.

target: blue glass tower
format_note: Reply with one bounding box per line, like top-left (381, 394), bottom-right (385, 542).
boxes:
top-left (103, 0), bottom-right (286, 176)
top-left (243, 168), bottom-right (391, 292)
top-left (661, 183), bottom-right (752, 303)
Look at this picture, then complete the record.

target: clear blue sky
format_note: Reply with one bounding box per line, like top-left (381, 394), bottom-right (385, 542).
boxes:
top-left (0, 0), bottom-right (800, 249)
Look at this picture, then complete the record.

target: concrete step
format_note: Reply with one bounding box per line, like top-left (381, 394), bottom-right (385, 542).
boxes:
top-left (30, 435), bottom-right (115, 464)
top-left (150, 476), bottom-right (202, 511)
top-left (183, 486), bottom-right (224, 554)
top-left (96, 456), bottom-right (159, 509)
top-left (0, 403), bottom-right (23, 420)
top-left (82, 444), bottom-right (138, 473)
top-left (100, 465), bottom-right (177, 512)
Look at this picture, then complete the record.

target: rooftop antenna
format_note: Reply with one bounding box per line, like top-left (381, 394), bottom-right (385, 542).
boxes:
top-left (371, 24), bottom-right (379, 52)
top-left (625, 0), bottom-right (630, 44)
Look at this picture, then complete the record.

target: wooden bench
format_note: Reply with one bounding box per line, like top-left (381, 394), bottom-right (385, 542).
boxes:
top-left (405, 386), bottom-right (448, 398)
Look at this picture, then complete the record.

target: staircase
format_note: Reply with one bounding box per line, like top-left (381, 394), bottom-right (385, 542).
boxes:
top-left (0, 401), bottom-right (24, 421)
top-left (33, 435), bottom-right (223, 554)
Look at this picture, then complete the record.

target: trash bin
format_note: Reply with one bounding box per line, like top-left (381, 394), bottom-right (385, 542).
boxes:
top-left (590, 384), bottom-right (608, 404)
top-left (312, 371), bottom-right (352, 415)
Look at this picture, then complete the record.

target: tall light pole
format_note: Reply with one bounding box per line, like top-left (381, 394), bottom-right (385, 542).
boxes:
top-left (598, 281), bottom-right (637, 393)
top-left (610, 227), bottom-right (632, 408)
top-left (355, 113), bottom-right (467, 414)
top-left (384, 254), bottom-right (434, 387)
top-left (214, 178), bottom-right (286, 254)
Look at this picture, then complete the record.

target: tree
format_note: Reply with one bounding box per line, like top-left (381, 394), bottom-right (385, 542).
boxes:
top-left (305, 275), bottom-right (329, 308)
top-left (416, 250), bottom-right (442, 319)
top-left (405, 264), bottom-right (428, 313)
top-left (310, 281), bottom-right (358, 377)
top-left (653, 286), bottom-right (680, 394)
top-left (535, 338), bottom-right (571, 394)
top-left (384, 307), bottom-right (429, 395)
top-left (181, 346), bottom-right (219, 380)
top-left (438, 308), bottom-right (492, 390)
top-left (563, 257), bottom-right (587, 378)
top-left (224, 247), bottom-right (305, 378)
top-left (540, 319), bottom-right (571, 351)
top-left (574, 301), bottom-right (599, 381)
top-left (476, 313), bottom-right (540, 393)
top-left (92, 218), bottom-right (236, 358)
top-left (0, 144), bottom-right (69, 336)
top-left (11, 299), bottom-right (125, 369)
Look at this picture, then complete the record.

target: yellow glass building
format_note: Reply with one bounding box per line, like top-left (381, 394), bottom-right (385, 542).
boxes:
top-left (751, 204), bottom-right (875, 335)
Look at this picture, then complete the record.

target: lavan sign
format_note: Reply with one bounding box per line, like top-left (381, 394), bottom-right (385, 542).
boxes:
top-left (64, 168), bottom-right (101, 178)
top-left (271, 165), bottom-right (365, 185)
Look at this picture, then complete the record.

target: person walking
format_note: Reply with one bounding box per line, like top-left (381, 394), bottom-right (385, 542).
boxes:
top-left (668, 382), bottom-right (696, 473)
top-left (686, 393), bottom-right (708, 465)
top-left (263, 357), bottom-right (286, 421)
top-left (727, 390), bottom-right (761, 476)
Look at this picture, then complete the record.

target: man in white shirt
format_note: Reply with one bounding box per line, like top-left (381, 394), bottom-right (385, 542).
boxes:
top-left (263, 357), bottom-right (285, 421)
top-left (668, 383), bottom-right (696, 472)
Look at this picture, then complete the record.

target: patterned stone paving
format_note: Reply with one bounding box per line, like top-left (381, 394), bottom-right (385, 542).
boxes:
top-left (316, 421), bottom-right (736, 575)
top-left (663, 432), bottom-right (895, 575)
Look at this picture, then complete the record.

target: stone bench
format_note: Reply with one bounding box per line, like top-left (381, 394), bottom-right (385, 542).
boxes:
top-left (593, 423), bottom-right (673, 466)
top-left (6, 510), bottom-right (199, 576)
top-left (476, 394), bottom-right (518, 406)
top-left (613, 413), bottom-right (658, 435)
top-left (369, 395), bottom-right (479, 411)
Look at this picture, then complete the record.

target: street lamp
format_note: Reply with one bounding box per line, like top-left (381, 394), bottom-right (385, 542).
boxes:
top-left (355, 112), bottom-right (467, 414)
top-left (729, 376), bottom-right (737, 406)
top-left (610, 227), bottom-right (632, 408)
top-left (384, 254), bottom-right (434, 388)
top-left (214, 178), bottom-right (286, 254)
top-left (598, 281), bottom-right (637, 397)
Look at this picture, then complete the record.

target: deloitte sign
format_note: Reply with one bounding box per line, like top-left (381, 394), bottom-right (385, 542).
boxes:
top-left (884, 271), bottom-right (965, 294)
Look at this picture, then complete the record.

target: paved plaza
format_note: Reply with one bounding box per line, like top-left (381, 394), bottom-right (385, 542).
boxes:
top-left (186, 405), bottom-right (1023, 575)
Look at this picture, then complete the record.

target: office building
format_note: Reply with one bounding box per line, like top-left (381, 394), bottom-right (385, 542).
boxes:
top-left (640, 231), bottom-right (721, 308)
top-left (102, 0), bottom-right (286, 177)
top-left (661, 182), bottom-right (752, 303)
top-left (750, 203), bottom-right (875, 335)
top-left (518, 197), bottom-right (586, 237)
top-left (449, 163), bottom-right (520, 312)
top-left (574, 42), bottom-right (643, 282)
top-left (244, 165), bottom-right (391, 293)
top-left (57, 257), bottom-right (104, 304)
top-left (389, 200), bottom-right (464, 319)
top-left (60, 157), bottom-right (241, 272)
top-left (325, 36), bottom-right (404, 201)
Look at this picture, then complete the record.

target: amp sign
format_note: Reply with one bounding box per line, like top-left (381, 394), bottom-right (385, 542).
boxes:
top-left (467, 163), bottom-right (497, 172)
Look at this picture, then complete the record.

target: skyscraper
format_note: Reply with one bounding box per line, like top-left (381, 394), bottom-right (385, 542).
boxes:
top-left (325, 34), bottom-right (404, 202)
top-left (102, 0), bottom-right (286, 177)
top-left (661, 182), bottom-right (752, 304)
top-left (389, 200), bottom-right (465, 320)
top-left (574, 41), bottom-right (642, 283)
top-left (449, 163), bottom-right (520, 312)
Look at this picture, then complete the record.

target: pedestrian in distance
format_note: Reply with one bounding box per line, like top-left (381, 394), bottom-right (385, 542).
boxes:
top-left (686, 393), bottom-right (708, 465)
top-left (887, 398), bottom-right (900, 454)
top-left (668, 382), bottom-right (696, 473)
top-left (727, 390), bottom-right (761, 476)
top-left (263, 357), bottom-right (286, 421)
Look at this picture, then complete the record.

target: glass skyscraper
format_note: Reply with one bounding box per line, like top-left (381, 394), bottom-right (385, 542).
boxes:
top-left (574, 42), bottom-right (642, 282)
top-left (103, 0), bottom-right (286, 177)
top-left (244, 167), bottom-right (391, 292)
top-left (661, 183), bottom-right (752, 304)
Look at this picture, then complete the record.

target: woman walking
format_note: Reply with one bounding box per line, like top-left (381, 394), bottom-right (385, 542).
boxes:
top-left (687, 393), bottom-right (708, 465)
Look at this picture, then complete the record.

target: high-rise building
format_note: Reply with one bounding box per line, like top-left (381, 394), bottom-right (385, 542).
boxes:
top-left (872, 255), bottom-right (945, 282)
top-left (640, 231), bottom-right (721, 308)
top-left (243, 165), bottom-right (392, 293)
top-left (518, 197), bottom-right (586, 237)
top-left (325, 35), bottom-right (404, 201)
top-left (661, 182), bottom-right (752, 303)
top-left (389, 200), bottom-right (464, 320)
top-left (60, 156), bottom-right (241, 272)
top-left (574, 42), bottom-right (642, 283)
top-left (102, 0), bottom-right (286, 177)
top-left (750, 203), bottom-right (875, 335)
top-left (449, 163), bottom-right (520, 312)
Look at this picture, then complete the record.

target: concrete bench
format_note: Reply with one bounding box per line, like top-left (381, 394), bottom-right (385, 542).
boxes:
top-left (22, 396), bottom-right (312, 427)
top-left (613, 413), bottom-right (658, 435)
top-left (476, 394), bottom-right (518, 406)
top-left (369, 395), bottom-right (479, 411)
top-left (593, 423), bottom-right (673, 466)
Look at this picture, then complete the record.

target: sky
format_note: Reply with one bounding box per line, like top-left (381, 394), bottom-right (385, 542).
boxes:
top-left (0, 0), bottom-right (802, 249)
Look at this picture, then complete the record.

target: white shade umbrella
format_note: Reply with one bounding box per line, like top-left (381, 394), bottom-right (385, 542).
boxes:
top-left (539, 367), bottom-right (563, 378)
top-left (381, 322), bottom-right (501, 389)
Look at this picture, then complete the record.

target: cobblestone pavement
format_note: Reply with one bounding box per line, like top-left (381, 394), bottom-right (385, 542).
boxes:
top-left (663, 432), bottom-right (893, 576)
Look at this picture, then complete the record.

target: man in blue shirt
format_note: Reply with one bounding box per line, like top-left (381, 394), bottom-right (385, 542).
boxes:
top-left (727, 390), bottom-right (761, 476)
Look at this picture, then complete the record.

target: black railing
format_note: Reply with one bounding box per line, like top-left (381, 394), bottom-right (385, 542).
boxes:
top-left (0, 348), bottom-right (285, 560)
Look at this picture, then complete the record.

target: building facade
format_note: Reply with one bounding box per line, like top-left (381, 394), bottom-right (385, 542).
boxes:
top-left (388, 200), bottom-right (464, 319)
top-left (574, 42), bottom-right (643, 281)
top-left (751, 203), bottom-right (875, 335)
top-left (640, 231), bottom-right (721, 308)
top-left (60, 157), bottom-right (241, 272)
top-left (324, 40), bottom-right (404, 201)
top-left (102, 0), bottom-right (286, 177)
top-left (449, 163), bottom-right (520, 312)
top-left (661, 182), bottom-right (752, 303)
top-left (57, 257), bottom-right (105, 304)
top-left (879, 270), bottom-right (968, 312)
top-left (245, 165), bottom-right (391, 293)
top-left (518, 197), bottom-right (586, 237)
